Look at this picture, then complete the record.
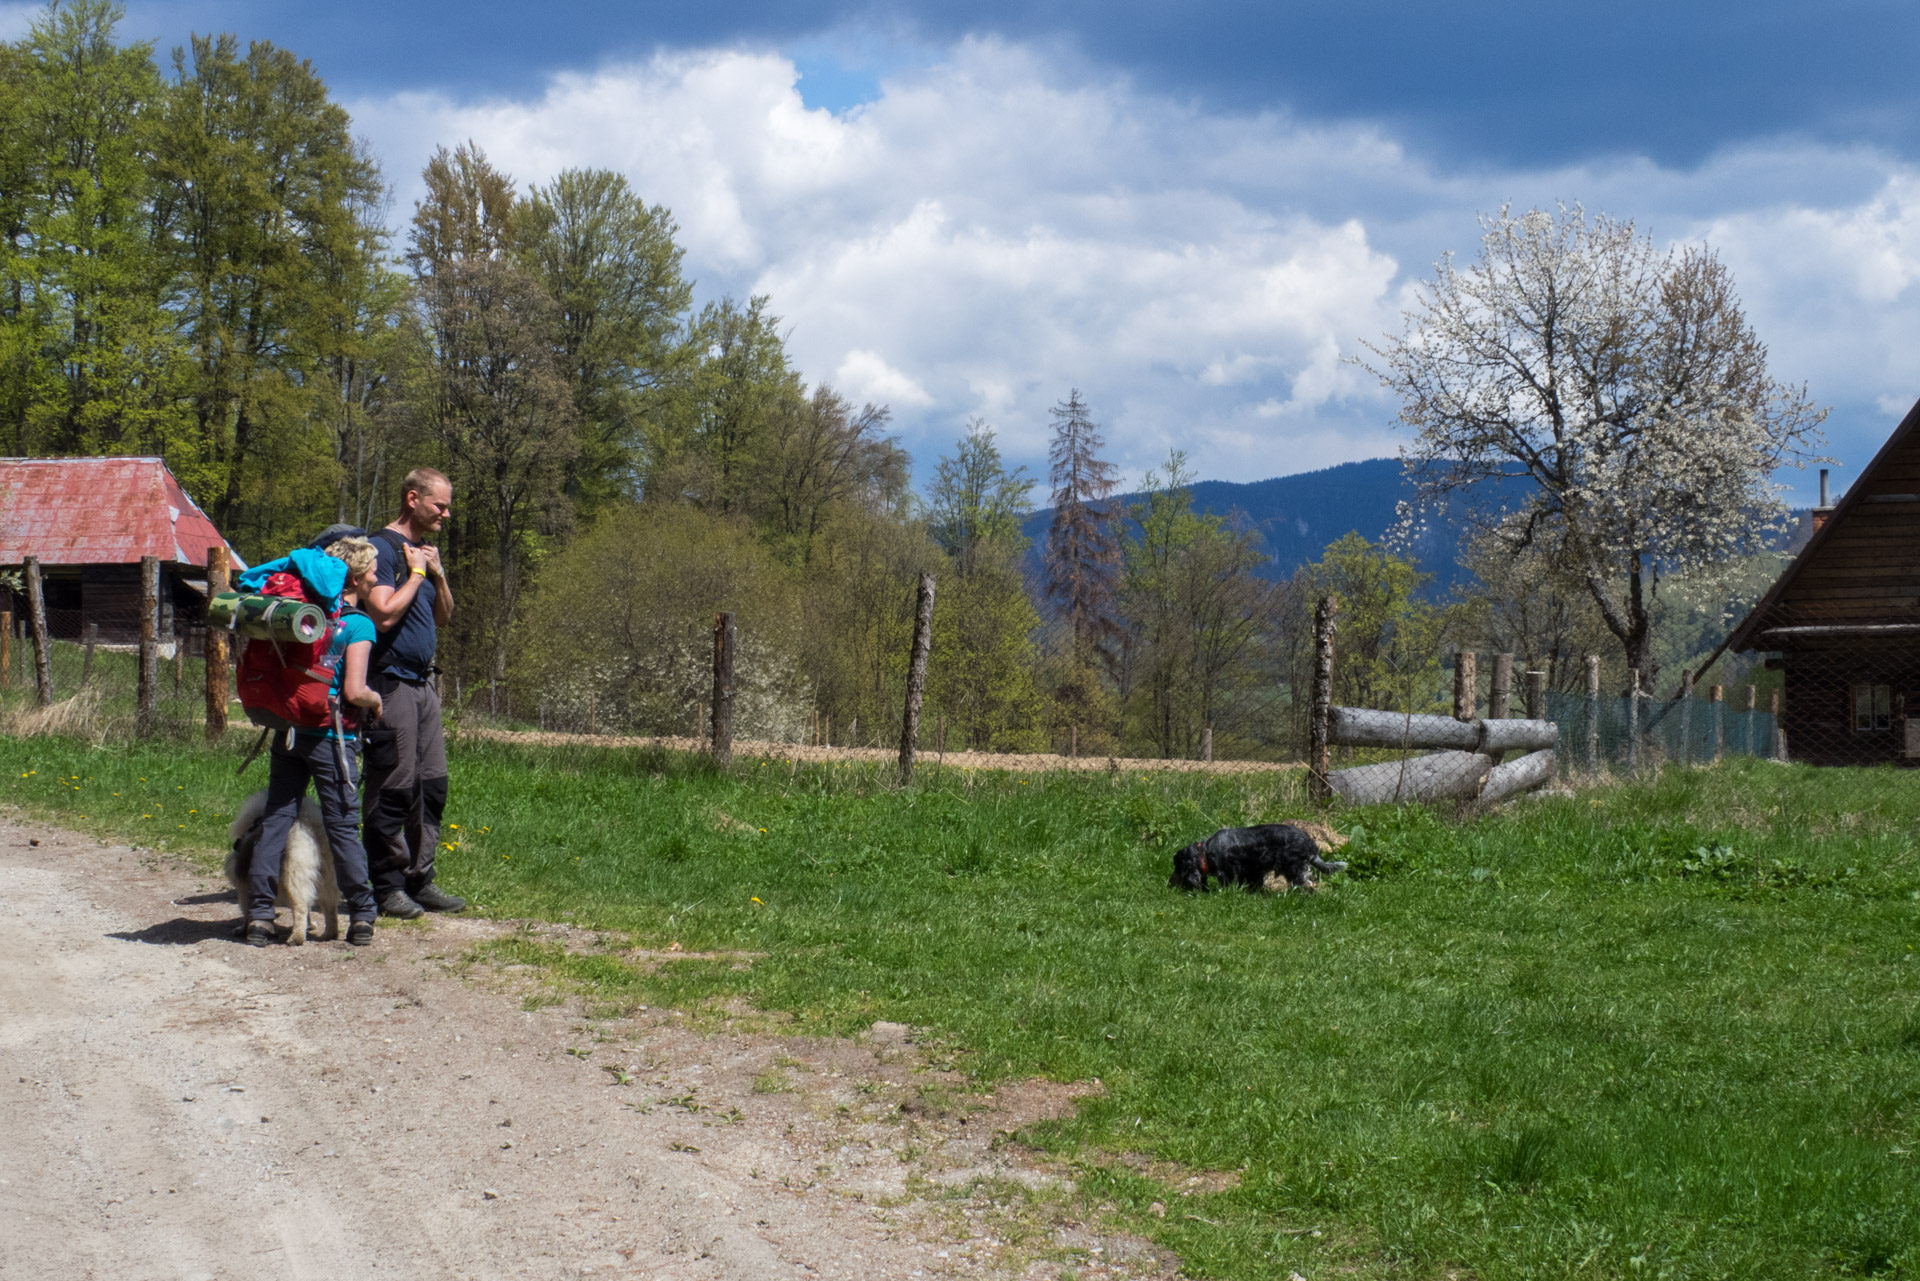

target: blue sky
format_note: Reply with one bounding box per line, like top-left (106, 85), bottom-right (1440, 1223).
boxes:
top-left (18, 0), bottom-right (1920, 503)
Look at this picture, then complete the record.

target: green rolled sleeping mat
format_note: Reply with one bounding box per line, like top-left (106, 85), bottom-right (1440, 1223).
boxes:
top-left (206, 592), bottom-right (328, 644)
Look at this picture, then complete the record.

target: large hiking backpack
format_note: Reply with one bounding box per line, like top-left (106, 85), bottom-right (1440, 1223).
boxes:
top-left (234, 572), bottom-right (349, 731)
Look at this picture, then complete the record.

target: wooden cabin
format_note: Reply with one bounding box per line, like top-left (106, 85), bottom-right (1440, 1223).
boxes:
top-left (0, 457), bottom-right (244, 645)
top-left (1727, 400), bottom-right (1920, 766)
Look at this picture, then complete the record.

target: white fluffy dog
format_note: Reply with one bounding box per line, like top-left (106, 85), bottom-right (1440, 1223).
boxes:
top-left (226, 789), bottom-right (342, 945)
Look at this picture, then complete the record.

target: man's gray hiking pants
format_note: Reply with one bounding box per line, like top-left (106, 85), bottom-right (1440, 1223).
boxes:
top-left (363, 674), bottom-right (448, 899)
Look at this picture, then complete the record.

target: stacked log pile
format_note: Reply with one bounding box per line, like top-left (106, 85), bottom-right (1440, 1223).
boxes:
top-left (1323, 707), bottom-right (1557, 804)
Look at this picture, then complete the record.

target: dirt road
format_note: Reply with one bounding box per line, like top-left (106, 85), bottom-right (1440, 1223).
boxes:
top-left (0, 815), bottom-right (1176, 1281)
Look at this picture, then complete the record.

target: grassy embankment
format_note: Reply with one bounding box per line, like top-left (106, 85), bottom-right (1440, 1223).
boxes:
top-left (1, 725), bottom-right (1916, 1281)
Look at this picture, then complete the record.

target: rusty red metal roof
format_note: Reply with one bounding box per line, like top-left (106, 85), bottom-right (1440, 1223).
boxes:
top-left (0, 457), bottom-right (246, 571)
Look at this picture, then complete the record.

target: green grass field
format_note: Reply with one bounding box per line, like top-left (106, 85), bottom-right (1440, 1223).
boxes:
top-left (2, 726), bottom-right (1916, 1280)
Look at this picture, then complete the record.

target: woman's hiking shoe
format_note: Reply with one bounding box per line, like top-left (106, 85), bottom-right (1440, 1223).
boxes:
top-left (411, 884), bottom-right (467, 913)
top-left (378, 890), bottom-right (425, 919)
top-left (244, 920), bottom-right (275, 947)
top-left (347, 921), bottom-right (375, 947)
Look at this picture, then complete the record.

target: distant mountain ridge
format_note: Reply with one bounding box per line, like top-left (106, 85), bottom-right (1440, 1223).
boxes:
top-left (1020, 457), bottom-right (1812, 587)
top-left (1020, 458), bottom-right (1458, 584)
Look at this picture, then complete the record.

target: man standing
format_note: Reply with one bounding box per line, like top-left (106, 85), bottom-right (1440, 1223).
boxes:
top-left (363, 466), bottom-right (465, 918)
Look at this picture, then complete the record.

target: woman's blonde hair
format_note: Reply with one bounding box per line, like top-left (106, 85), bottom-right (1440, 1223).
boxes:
top-left (326, 535), bottom-right (378, 581)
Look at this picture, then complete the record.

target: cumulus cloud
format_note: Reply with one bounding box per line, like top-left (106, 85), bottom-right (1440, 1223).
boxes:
top-left (835, 348), bottom-right (933, 409)
top-left (348, 39), bottom-right (1920, 495)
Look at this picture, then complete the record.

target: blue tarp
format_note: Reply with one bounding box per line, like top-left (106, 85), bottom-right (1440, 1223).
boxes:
top-left (235, 547), bottom-right (348, 611)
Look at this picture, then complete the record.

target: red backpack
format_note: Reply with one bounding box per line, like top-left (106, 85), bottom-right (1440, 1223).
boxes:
top-left (236, 572), bottom-right (356, 731)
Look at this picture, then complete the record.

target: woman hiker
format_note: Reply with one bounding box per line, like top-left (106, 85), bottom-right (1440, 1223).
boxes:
top-left (243, 537), bottom-right (385, 947)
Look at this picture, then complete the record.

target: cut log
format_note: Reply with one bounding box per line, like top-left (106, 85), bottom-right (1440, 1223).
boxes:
top-left (1479, 718), bottom-right (1557, 753)
top-left (1325, 750), bottom-right (1492, 804)
top-left (1328, 707), bottom-right (1478, 750)
top-left (1479, 750), bottom-right (1557, 804)
top-left (1327, 707), bottom-right (1557, 753)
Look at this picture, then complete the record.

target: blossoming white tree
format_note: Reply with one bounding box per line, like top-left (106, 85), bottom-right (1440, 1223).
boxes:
top-left (1366, 205), bottom-right (1826, 684)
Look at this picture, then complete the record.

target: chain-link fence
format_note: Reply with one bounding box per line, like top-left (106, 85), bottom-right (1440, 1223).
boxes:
top-left (1307, 607), bottom-right (1799, 806)
top-left (1543, 682), bottom-right (1783, 774)
top-left (1, 608), bottom-right (226, 740)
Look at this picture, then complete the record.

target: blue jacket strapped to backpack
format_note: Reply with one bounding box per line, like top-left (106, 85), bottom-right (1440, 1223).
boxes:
top-left (236, 548), bottom-right (350, 612)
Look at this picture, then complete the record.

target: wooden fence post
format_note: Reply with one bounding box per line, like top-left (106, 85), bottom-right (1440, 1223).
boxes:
top-left (1709, 684), bottom-right (1724, 762)
top-left (937, 712), bottom-right (946, 764)
top-left (710, 611), bottom-right (735, 765)
top-left (1307, 595), bottom-right (1337, 802)
top-left (898, 570), bottom-right (936, 784)
top-left (1626, 668), bottom-right (1641, 775)
top-left (23, 556), bottom-right (53, 706)
top-left (1490, 652), bottom-right (1514, 719)
top-left (1585, 654), bottom-right (1601, 773)
top-left (82, 622), bottom-right (98, 688)
top-left (1679, 669), bottom-right (1694, 767)
top-left (1069, 725), bottom-right (1077, 758)
top-left (1743, 684), bottom-right (1756, 757)
top-left (1524, 669), bottom-right (1546, 720)
top-left (1772, 688), bottom-right (1786, 761)
top-left (0, 609), bottom-right (9, 690)
top-left (1201, 726), bottom-right (1213, 762)
top-left (1452, 650), bottom-right (1477, 722)
top-left (137, 555), bottom-right (159, 736)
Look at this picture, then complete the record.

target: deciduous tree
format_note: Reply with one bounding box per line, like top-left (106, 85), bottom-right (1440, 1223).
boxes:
top-left (407, 143), bottom-right (577, 702)
top-left (516, 168), bottom-right (692, 516)
top-left (1, 0), bottom-right (188, 459)
top-left (157, 32), bottom-right (380, 536)
top-left (1366, 205), bottom-right (1826, 684)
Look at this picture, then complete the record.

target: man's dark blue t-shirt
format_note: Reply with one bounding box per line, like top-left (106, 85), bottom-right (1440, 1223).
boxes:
top-left (371, 530), bottom-right (438, 681)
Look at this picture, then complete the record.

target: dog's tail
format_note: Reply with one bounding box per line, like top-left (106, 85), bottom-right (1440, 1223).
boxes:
top-left (1309, 855), bottom-right (1348, 874)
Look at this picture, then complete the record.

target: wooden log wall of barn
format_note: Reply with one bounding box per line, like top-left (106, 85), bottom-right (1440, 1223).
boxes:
top-left (1729, 397), bottom-right (1920, 766)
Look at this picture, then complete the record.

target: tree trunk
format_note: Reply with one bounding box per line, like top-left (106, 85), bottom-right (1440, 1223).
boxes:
top-left (711, 611), bottom-right (735, 765)
top-left (1307, 595), bottom-right (1336, 801)
top-left (137, 556), bottom-right (159, 736)
top-left (24, 558), bottom-right (53, 706)
top-left (205, 545), bottom-right (230, 739)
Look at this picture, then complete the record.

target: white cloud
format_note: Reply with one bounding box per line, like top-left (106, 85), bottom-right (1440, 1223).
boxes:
top-left (835, 348), bottom-right (933, 408)
top-left (348, 39), bottom-right (1920, 494)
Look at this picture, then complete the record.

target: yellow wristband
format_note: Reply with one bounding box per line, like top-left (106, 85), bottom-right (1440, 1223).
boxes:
top-left (411, 567), bottom-right (426, 577)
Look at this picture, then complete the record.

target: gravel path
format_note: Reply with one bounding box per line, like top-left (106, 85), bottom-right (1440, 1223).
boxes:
top-left (460, 727), bottom-right (1300, 776)
top-left (0, 815), bottom-right (1179, 1281)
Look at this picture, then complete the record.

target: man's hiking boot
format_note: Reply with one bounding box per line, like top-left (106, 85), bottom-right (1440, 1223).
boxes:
top-left (411, 884), bottom-right (467, 913)
top-left (347, 920), bottom-right (375, 947)
top-left (244, 920), bottom-right (274, 947)
top-left (378, 890), bottom-right (425, 920)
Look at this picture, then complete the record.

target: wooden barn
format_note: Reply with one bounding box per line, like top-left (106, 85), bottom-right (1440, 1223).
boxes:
top-left (0, 457), bottom-right (244, 645)
top-left (1728, 400), bottom-right (1920, 766)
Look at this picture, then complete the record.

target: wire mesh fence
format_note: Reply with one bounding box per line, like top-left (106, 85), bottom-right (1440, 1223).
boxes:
top-left (1, 608), bottom-right (226, 741)
top-left (1304, 584), bottom-right (1804, 806)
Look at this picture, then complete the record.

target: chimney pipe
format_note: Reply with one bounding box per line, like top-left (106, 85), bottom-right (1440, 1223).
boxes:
top-left (1819, 468), bottom-right (1830, 507)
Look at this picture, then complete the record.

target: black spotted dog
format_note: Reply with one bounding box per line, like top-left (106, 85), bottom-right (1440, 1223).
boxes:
top-left (1169, 823), bottom-right (1348, 893)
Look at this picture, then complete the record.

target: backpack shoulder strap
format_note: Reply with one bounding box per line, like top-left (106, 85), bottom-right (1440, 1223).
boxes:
top-left (371, 527), bottom-right (409, 555)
